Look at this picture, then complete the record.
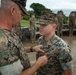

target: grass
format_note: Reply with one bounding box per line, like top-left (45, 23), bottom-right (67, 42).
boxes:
top-left (20, 20), bottom-right (28, 27)
top-left (20, 20), bottom-right (39, 27)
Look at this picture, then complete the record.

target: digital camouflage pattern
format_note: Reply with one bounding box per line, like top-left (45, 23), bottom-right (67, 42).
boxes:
top-left (29, 16), bottom-right (36, 41)
top-left (39, 11), bottom-right (57, 25)
top-left (36, 34), bottom-right (72, 75)
top-left (57, 11), bottom-right (64, 36)
top-left (69, 11), bottom-right (76, 36)
top-left (0, 28), bottom-right (31, 70)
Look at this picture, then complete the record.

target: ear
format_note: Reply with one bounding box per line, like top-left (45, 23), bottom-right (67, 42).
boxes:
top-left (53, 24), bottom-right (57, 30)
top-left (10, 6), bottom-right (15, 15)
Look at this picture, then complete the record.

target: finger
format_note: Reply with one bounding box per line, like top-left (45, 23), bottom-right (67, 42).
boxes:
top-left (38, 45), bottom-right (43, 48)
top-left (39, 49), bottom-right (44, 53)
top-left (39, 50), bottom-right (46, 55)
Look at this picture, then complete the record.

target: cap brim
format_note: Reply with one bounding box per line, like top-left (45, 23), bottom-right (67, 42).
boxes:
top-left (18, 3), bottom-right (29, 15)
top-left (39, 19), bottom-right (49, 25)
top-left (39, 22), bottom-right (46, 25)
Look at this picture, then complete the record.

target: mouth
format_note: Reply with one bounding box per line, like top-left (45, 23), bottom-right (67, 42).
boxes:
top-left (39, 29), bottom-right (42, 32)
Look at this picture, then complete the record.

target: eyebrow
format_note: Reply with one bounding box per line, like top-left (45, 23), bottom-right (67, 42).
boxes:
top-left (40, 24), bottom-right (48, 26)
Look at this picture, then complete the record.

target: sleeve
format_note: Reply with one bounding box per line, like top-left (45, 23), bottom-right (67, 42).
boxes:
top-left (0, 34), bottom-right (9, 66)
top-left (16, 39), bottom-right (31, 70)
top-left (28, 18), bottom-right (31, 24)
top-left (58, 46), bottom-right (73, 70)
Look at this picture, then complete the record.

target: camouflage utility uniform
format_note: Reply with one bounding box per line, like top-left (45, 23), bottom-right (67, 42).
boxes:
top-left (69, 12), bottom-right (76, 37)
top-left (29, 17), bottom-right (36, 42)
top-left (0, 28), bottom-right (31, 75)
top-left (36, 34), bottom-right (72, 75)
top-left (57, 12), bottom-right (63, 36)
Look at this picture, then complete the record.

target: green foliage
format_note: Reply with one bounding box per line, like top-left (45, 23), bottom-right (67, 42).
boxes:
top-left (30, 3), bottom-right (45, 16)
top-left (20, 20), bottom-right (39, 27)
top-left (45, 8), bottom-right (52, 12)
top-left (28, 10), bottom-right (36, 17)
top-left (20, 20), bottom-right (29, 26)
top-left (22, 14), bottom-right (30, 20)
top-left (63, 15), bottom-right (68, 24)
top-left (30, 3), bottom-right (52, 16)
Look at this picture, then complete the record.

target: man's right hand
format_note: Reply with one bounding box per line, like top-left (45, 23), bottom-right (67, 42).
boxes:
top-left (20, 55), bottom-right (48, 75)
top-left (36, 55), bottom-right (48, 67)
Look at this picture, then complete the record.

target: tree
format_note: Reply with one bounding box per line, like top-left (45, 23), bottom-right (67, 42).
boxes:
top-left (63, 15), bottom-right (68, 24)
top-left (30, 3), bottom-right (52, 16)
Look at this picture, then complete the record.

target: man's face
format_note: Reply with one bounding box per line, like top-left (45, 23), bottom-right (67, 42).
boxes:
top-left (12, 4), bottom-right (22, 26)
top-left (39, 23), bottom-right (54, 36)
top-left (71, 13), bottom-right (75, 16)
top-left (32, 15), bottom-right (35, 18)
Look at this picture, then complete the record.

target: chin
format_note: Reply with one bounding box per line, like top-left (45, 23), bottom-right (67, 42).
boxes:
top-left (40, 33), bottom-right (44, 36)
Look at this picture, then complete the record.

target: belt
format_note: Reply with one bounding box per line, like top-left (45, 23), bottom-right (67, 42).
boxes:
top-left (0, 59), bottom-right (23, 75)
top-left (9, 59), bottom-right (18, 64)
top-left (0, 59), bottom-right (18, 67)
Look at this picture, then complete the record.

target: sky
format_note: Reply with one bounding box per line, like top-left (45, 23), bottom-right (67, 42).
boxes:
top-left (26, 0), bottom-right (76, 16)
top-left (0, 0), bottom-right (1, 7)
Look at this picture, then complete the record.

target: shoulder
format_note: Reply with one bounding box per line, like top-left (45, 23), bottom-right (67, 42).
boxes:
top-left (38, 36), bottom-right (43, 41)
top-left (37, 36), bottom-right (43, 44)
top-left (29, 18), bottom-right (32, 21)
top-left (0, 29), bottom-right (7, 41)
top-left (55, 36), bottom-right (71, 56)
top-left (0, 30), bottom-right (8, 49)
top-left (54, 35), bottom-right (67, 45)
top-left (53, 35), bottom-right (70, 51)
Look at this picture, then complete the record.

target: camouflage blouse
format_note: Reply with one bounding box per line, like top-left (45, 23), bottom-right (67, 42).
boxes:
top-left (36, 34), bottom-right (72, 75)
top-left (29, 18), bottom-right (36, 29)
top-left (0, 28), bottom-right (31, 70)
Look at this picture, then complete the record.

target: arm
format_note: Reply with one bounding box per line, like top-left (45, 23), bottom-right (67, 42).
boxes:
top-left (28, 24), bottom-right (30, 31)
top-left (28, 19), bottom-right (31, 31)
top-left (63, 69), bottom-right (73, 75)
top-left (20, 55), bottom-right (48, 75)
top-left (58, 46), bottom-right (73, 75)
top-left (24, 45), bottom-right (45, 53)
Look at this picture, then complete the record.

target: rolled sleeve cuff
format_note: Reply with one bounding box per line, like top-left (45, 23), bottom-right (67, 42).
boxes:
top-left (60, 61), bottom-right (73, 70)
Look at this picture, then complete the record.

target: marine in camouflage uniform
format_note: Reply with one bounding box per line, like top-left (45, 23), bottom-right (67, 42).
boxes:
top-left (0, 28), bottom-right (31, 74)
top-left (68, 11), bottom-right (76, 37)
top-left (0, 0), bottom-right (48, 75)
top-left (57, 11), bottom-right (64, 36)
top-left (28, 14), bottom-right (36, 43)
top-left (36, 12), bottom-right (73, 75)
top-left (0, 0), bottom-right (31, 74)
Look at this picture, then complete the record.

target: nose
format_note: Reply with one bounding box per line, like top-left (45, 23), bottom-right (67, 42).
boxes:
top-left (20, 10), bottom-right (23, 19)
top-left (39, 26), bottom-right (43, 30)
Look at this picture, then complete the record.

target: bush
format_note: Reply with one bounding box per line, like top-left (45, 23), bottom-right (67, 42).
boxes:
top-left (22, 14), bottom-right (30, 20)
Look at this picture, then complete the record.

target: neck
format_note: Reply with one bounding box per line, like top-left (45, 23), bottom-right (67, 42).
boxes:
top-left (0, 16), bottom-right (12, 30)
top-left (0, 20), bottom-right (12, 30)
top-left (44, 32), bottom-right (55, 41)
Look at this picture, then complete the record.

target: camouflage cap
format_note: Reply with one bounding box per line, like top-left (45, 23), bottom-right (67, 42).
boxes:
top-left (39, 11), bottom-right (57, 25)
top-left (11, 0), bottom-right (29, 15)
